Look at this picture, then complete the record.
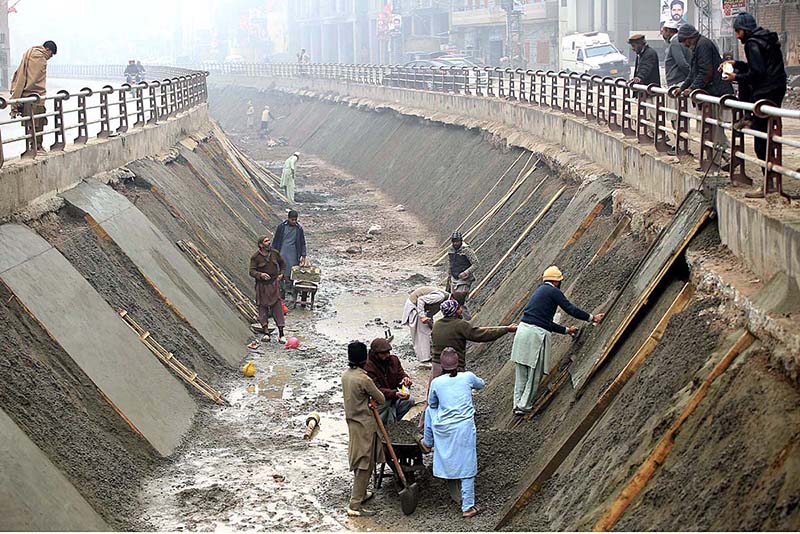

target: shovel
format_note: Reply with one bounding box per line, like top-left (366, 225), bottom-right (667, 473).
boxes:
top-left (371, 405), bottom-right (420, 515)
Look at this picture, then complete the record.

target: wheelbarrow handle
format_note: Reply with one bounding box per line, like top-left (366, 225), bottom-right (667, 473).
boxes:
top-left (371, 404), bottom-right (410, 489)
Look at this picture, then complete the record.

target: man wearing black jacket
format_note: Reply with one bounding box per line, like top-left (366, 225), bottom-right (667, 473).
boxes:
top-left (678, 24), bottom-right (733, 166)
top-left (629, 34), bottom-right (661, 139)
top-left (723, 13), bottom-right (787, 197)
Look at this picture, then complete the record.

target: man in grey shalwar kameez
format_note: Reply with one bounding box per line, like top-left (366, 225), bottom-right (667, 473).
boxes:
top-left (510, 266), bottom-right (604, 416)
top-left (272, 210), bottom-right (307, 297)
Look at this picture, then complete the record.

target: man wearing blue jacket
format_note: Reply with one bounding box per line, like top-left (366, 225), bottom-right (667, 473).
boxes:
top-left (510, 266), bottom-right (604, 416)
top-left (272, 210), bottom-right (307, 297)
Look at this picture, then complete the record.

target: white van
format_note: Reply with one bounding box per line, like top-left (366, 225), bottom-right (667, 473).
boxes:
top-left (560, 32), bottom-right (629, 77)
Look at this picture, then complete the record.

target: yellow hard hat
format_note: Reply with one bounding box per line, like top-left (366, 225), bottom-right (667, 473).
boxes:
top-left (242, 361), bottom-right (256, 378)
top-left (543, 266), bottom-right (564, 282)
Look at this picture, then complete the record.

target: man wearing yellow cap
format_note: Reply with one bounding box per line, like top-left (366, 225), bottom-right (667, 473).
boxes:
top-left (510, 266), bottom-right (604, 416)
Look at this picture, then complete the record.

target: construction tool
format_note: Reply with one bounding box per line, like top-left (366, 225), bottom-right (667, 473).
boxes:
top-left (304, 412), bottom-right (321, 440)
top-left (371, 404), bottom-right (420, 515)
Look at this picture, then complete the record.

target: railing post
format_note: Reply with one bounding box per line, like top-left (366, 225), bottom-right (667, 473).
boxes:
top-left (149, 82), bottom-right (161, 124)
top-left (134, 84), bottom-right (146, 127)
top-left (620, 84), bottom-right (635, 136)
top-left (486, 68), bottom-right (494, 97)
top-left (50, 91), bottom-right (68, 151)
top-left (160, 80), bottom-right (170, 118)
top-left (654, 91), bottom-right (669, 151)
top-left (725, 97), bottom-right (750, 186)
top-left (561, 73), bottom-right (571, 111)
top-left (74, 89), bottom-right (90, 143)
top-left (508, 68), bottom-right (516, 100)
top-left (672, 87), bottom-right (689, 154)
top-left (117, 87), bottom-right (129, 133)
top-left (585, 77), bottom-right (595, 119)
top-left (98, 87), bottom-right (112, 138)
top-left (497, 68), bottom-right (505, 98)
top-left (761, 104), bottom-right (785, 198)
top-left (697, 96), bottom-right (716, 172)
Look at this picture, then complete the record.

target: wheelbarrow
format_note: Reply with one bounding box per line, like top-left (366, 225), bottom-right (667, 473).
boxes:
top-left (373, 429), bottom-right (425, 489)
top-left (290, 264), bottom-right (321, 310)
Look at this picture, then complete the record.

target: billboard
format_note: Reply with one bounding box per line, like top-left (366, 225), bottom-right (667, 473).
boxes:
top-left (660, 0), bottom-right (688, 25)
top-left (721, 0), bottom-right (747, 17)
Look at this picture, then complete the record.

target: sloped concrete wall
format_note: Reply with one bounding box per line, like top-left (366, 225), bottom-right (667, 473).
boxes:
top-left (0, 223), bottom-right (196, 456)
top-left (0, 408), bottom-right (109, 531)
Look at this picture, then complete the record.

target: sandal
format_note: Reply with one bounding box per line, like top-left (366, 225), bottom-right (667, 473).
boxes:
top-left (463, 505), bottom-right (481, 518)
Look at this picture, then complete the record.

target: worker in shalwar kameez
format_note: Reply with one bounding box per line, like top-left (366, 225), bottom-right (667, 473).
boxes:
top-left (248, 235), bottom-right (288, 343)
top-left (510, 266), bottom-right (604, 416)
top-left (401, 285), bottom-right (451, 365)
top-left (280, 152), bottom-right (299, 203)
top-left (342, 341), bottom-right (385, 517)
top-left (421, 347), bottom-right (485, 518)
top-left (272, 210), bottom-right (307, 298)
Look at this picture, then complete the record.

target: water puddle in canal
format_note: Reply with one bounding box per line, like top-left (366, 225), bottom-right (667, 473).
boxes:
top-left (316, 293), bottom-right (409, 346)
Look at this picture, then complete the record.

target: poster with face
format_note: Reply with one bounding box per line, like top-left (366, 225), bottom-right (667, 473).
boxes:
top-left (660, 0), bottom-right (687, 25)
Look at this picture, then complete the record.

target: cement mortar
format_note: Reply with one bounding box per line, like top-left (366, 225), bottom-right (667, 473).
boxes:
top-left (0, 281), bottom-right (159, 530)
top-left (31, 211), bottom-right (230, 382)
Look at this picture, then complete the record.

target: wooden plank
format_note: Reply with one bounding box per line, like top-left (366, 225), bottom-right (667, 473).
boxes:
top-left (592, 330), bottom-right (756, 531)
top-left (590, 215), bottom-right (631, 264)
top-left (571, 190), bottom-right (712, 394)
top-left (562, 200), bottom-right (607, 250)
top-left (497, 283), bottom-right (695, 529)
top-left (470, 186), bottom-right (566, 299)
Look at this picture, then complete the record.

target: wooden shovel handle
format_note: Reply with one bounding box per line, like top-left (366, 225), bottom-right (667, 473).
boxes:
top-left (371, 404), bottom-right (409, 488)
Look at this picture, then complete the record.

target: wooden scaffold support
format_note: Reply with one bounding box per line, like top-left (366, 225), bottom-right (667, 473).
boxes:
top-left (177, 239), bottom-right (258, 324)
top-left (118, 310), bottom-right (228, 406)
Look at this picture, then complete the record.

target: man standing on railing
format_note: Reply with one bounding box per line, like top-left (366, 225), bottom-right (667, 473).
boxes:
top-left (10, 40), bottom-right (58, 155)
top-left (628, 34), bottom-right (661, 140)
top-left (678, 25), bottom-right (733, 168)
top-left (721, 12), bottom-right (787, 198)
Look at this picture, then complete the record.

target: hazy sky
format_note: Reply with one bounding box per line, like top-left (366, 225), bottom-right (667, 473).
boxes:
top-left (10, 0), bottom-right (216, 64)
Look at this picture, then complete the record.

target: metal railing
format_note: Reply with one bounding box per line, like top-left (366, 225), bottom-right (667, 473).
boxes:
top-left (204, 62), bottom-right (800, 199)
top-left (0, 65), bottom-right (208, 168)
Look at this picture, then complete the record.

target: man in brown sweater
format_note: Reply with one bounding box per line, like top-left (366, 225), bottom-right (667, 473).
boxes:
top-left (10, 41), bottom-right (57, 153)
top-left (363, 338), bottom-right (414, 425)
top-left (418, 298), bottom-right (516, 429)
top-left (249, 235), bottom-right (287, 343)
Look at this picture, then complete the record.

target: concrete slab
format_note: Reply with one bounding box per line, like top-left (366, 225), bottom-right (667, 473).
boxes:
top-left (61, 179), bottom-right (249, 366)
top-left (0, 223), bottom-right (196, 456)
top-left (571, 189), bottom-right (712, 391)
top-left (0, 407), bottom-right (108, 531)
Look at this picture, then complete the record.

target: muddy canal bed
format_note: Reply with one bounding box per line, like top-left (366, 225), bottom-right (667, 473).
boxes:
top-left (137, 150), bottom-right (441, 531)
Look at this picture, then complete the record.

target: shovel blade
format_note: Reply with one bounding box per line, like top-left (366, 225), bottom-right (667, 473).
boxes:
top-left (399, 482), bottom-right (420, 515)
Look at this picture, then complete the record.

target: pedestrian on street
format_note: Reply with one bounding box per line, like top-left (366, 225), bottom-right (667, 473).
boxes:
top-left (246, 100), bottom-right (255, 130)
top-left (10, 40), bottom-right (58, 154)
top-left (272, 209), bottom-right (307, 298)
top-left (678, 24), bottom-right (734, 167)
top-left (280, 152), bottom-right (299, 203)
top-left (248, 235), bottom-right (287, 343)
top-left (510, 266), bottom-right (604, 416)
top-left (628, 34), bottom-right (661, 140)
top-left (420, 347), bottom-right (485, 518)
top-left (661, 20), bottom-right (692, 153)
top-left (342, 341), bottom-right (385, 517)
top-left (662, 21), bottom-right (691, 88)
top-left (419, 298), bottom-right (515, 430)
top-left (721, 12), bottom-right (787, 198)
top-left (401, 285), bottom-right (453, 365)
top-left (364, 338), bottom-right (415, 425)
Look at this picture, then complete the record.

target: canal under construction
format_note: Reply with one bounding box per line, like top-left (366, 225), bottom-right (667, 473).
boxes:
top-left (1, 74), bottom-right (799, 532)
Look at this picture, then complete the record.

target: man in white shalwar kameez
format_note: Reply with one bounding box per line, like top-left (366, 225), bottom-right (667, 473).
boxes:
top-left (281, 152), bottom-right (299, 203)
top-left (401, 286), bottom-right (450, 364)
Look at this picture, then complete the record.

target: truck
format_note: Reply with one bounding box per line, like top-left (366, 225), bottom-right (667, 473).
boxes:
top-left (560, 32), bottom-right (629, 77)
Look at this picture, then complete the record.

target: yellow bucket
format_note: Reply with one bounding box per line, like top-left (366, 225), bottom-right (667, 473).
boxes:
top-left (242, 361), bottom-right (256, 378)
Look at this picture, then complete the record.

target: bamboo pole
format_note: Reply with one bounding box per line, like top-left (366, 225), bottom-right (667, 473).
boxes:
top-left (435, 152), bottom-right (527, 249)
top-left (592, 330), bottom-right (756, 531)
top-left (434, 162), bottom-right (539, 266)
top-left (474, 174), bottom-right (550, 253)
top-left (469, 186), bottom-right (567, 300)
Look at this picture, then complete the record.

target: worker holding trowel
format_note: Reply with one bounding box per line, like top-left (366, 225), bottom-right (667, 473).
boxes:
top-left (510, 266), bottom-right (604, 416)
top-left (342, 341), bottom-right (385, 517)
top-left (363, 338), bottom-right (414, 425)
